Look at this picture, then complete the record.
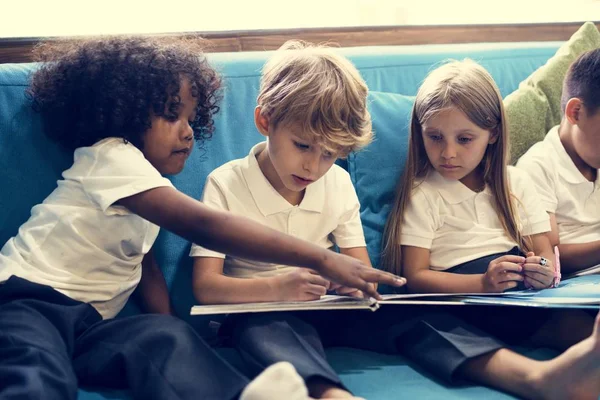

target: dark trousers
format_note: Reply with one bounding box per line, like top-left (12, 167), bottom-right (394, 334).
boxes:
top-left (0, 276), bottom-right (249, 400)
top-left (223, 306), bottom-right (504, 385)
top-left (226, 312), bottom-right (347, 391)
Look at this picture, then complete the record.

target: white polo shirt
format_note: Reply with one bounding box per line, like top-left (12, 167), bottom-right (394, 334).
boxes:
top-left (0, 138), bottom-right (173, 319)
top-left (190, 142), bottom-right (366, 278)
top-left (516, 126), bottom-right (600, 244)
top-left (400, 167), bottom-right (551, 270)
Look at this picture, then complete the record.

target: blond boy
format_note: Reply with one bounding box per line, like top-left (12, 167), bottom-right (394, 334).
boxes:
top-left (190, 41), bottom-right (373, 399)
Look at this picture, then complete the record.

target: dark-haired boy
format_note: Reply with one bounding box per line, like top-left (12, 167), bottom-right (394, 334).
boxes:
top-left (517, 48), bottom-right (600, 274)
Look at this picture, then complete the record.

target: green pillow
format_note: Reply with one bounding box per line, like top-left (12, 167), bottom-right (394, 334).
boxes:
top-left (505, 22), bottom-right (600, 164)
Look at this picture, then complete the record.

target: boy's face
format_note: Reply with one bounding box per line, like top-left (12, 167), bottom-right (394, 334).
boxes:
top-left (573, 105), bottom-right (600, 170)
top-left (258, 118), bottom-right (340, 202)
top-left (143, 79), bottom-right (198, 175)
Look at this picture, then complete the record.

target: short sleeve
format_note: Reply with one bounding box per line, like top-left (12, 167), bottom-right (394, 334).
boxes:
top-left (189, 174), bottom-right (228, 258)
top-left (516, 148), bottom-right (558, 213)
top-left (71, 139), bottom-right (173, 213)
top-left (332, 180), bottom-right (367, 249)
top-left (508, 167), bottom-right (551, 236)
top-left (400, 186), bottom-right (437, 249)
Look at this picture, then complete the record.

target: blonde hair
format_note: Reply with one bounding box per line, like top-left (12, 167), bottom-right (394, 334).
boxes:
top-left (257, 40), bottom-right (372, 157)
top-left (382, 59), bottom-right (530, 276)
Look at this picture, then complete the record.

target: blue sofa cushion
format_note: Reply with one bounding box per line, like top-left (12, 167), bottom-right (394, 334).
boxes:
top-left (348, 91), bottom-right (414, 271)
top-left (0, 64), bottom-right (71, 249)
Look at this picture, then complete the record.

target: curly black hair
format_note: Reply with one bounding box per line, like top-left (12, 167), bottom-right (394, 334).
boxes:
top-left (28, 35), bottom-right (222, 151)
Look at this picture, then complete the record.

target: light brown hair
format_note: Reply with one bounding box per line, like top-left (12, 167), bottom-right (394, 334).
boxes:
top-left (382, 59), bottom-right (530, 275)
top-left (257, 40), bottom-right (372, 158)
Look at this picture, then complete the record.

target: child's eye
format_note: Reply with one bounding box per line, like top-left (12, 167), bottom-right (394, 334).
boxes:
top-left (322, 150), bottom-right (334, 159)
top-left (458, 137), bottom-right (473, 144)
top-left (294, 141), bottom-right (310, 150)
top-left (428, 135), bottom-right (442, 142)
top-left (165, 114), bottom-right (179, 122)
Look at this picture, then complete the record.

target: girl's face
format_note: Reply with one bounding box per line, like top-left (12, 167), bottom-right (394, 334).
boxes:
top-left (142, 79), bottom-right (198, 175)
top-left (421, 107), bottom-right (496, 191)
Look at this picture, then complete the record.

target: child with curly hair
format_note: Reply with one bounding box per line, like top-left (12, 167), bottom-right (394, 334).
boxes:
top-left (0, 36), bottom-right (402, 400)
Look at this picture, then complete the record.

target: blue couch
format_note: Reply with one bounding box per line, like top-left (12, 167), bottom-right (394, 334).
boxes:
top-left (0, 41), bottom-right (566, 399)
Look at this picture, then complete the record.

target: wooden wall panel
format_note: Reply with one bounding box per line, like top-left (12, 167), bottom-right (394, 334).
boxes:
top-left (1, 22), bottom-right (599, 64)
top-left (237, 22), bottom-right (600, 50)
top-left (0, 39), bottom-right (36, 64)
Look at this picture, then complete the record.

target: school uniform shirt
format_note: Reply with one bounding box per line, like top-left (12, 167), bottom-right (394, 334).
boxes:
top-left (0, 138), bottom-right (173, 318)
top-left (400, 167), bottom-right (551, 270)
top-left (189, 142), bottom-right (366, 278)
top-left (516, 126), bottom-right (600, 244)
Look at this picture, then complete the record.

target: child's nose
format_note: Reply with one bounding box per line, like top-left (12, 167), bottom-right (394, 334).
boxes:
top-left (182, 122), bottom-right (193, 141)
top-left (441, 143), bottom-right (457, 159)
top-left (303, 152), bottom-right (320, 174)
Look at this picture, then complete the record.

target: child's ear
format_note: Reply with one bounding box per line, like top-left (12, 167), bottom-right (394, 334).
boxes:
top-left (488, 130), bottom-right (499, 145)
top-left (564, 98), bottom-right (583, 125)
top-left (254, 107), bottom-right (270, 137)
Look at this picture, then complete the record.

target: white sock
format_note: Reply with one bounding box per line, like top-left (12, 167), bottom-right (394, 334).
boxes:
top-left (240, 362), bottom-right (309, 400)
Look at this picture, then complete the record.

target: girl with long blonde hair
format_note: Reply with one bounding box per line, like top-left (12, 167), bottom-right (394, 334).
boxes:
top-left (376, 59), bottom-right (600, 399)
top-left (383, 59), bottom-right (551, 292)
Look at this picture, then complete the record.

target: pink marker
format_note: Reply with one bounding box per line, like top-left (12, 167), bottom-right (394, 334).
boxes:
top-left (553, 246), bottom-right (562, 288)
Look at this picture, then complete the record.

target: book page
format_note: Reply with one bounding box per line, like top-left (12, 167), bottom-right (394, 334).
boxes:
top-left (190, 295), bottom-right (378, 316)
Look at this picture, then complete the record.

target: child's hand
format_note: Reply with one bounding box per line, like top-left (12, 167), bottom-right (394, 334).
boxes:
top-left (329, 283), bottom-right (365, 299)
top-left (273, 268), bottom-right (330, 301)
top-left (317, 252), bottom-right (406, 300)
top-left (482, 255), bottom-right (525, 292)
top-left (521, 251), bottom-right (555, 289)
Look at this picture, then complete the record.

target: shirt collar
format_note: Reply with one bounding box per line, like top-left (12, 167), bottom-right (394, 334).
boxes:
top-left (546, 126), bottom-right (596, 185)
top-left (241, 142), bottom-right (325, 216)
top-left (428, 170), bottom-right (490, 205)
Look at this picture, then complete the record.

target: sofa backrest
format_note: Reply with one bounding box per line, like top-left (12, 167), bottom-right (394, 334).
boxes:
top-left (0, 41), bottom-right (561, 324)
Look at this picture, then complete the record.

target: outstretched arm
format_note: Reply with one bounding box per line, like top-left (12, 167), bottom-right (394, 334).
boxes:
top-left (334, 247), bottom-right (384, 296)
top-left (120, 186), bottom-right (403, 299)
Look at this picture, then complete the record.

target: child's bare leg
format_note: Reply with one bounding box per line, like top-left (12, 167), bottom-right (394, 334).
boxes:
top-left (458, 312), bottom-right (600, 400)
top-left (306, 377), bottom-right (364, 399)
top-left (458, 348), bottom-right (547, 398)
top-left (529, 309), bottom-right (594, 350)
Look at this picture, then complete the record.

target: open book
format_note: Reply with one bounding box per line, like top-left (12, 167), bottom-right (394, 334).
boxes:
top-left (189, 292), bottom-right (506, 316)
top-left (191, 295), bottom-right (379, 315)
top-left (460, 274), bottom-right (600, 309)
top-left (190, 275), bottom-right (600, 316)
